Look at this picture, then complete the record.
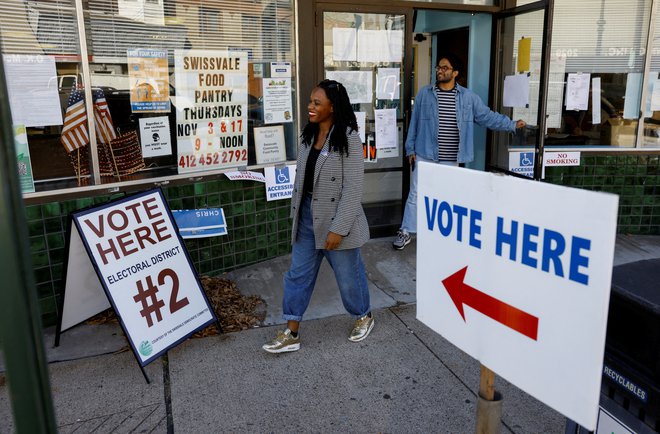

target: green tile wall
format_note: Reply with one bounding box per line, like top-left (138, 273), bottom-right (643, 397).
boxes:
top-left (26, 178), bottom-right (292, 327)
top-left (27, 154), bottom-right (658, 326)
top-left (544, 154), bottom-right (660, 235)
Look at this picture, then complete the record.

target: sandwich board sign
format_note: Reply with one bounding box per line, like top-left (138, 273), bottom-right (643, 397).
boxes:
top-left (57, 189), bottom-right (217, 372)
top-left (416, 162), bottom-right (619, 430)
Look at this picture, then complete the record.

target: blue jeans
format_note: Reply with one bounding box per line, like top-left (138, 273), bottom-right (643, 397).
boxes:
top-left (400, 156), bottom-right (458, 234)
top-left (283, 196), bottom-right (370, 322)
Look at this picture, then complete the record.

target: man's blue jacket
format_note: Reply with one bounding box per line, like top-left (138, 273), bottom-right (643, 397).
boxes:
top-left (405, 83), bottom-right (517, 163)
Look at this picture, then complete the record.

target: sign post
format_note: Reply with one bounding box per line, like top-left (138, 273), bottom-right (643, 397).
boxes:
top-left (476, 365), bottom-right (500, 434)
top-left (416, 162), bottom-right (619, 431)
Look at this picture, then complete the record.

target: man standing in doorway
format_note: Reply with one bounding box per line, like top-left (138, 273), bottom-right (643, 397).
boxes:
top-left (392, 53), bottom-right (526, 250)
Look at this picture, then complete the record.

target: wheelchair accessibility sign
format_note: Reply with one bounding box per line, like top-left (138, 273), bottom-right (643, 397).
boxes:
top-left (509, 150), bottom-right (535, 178)
top-left (275, 166), bottom-right (290, 184)
top-left (264, 164), bottom-right (297, 201)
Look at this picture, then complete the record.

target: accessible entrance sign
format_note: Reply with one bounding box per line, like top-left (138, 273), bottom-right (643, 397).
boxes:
top-left (59, 189), bottom-right (216, 368)
top-left (415, 162), bottom-right (619, 430)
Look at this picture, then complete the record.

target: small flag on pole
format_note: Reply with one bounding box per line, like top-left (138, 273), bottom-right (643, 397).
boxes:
top-left (60, 86), bottom-right (89, 153)
top-left (92, 88), bottom-right (116, 144)
top-left (60, 86), bottom-right (117, 153)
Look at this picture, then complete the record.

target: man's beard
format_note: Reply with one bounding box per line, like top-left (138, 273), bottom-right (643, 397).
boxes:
top-left (436, 76), bottom-right (452, 86)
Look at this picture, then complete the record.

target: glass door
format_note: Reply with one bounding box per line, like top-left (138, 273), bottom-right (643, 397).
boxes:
top-left (317, 5), bottom-right (413, 235)
top-left (488, 0), bottom-right (553, 180)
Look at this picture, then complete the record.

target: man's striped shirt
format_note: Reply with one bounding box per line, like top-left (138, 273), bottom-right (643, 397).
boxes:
top-left (434, 85), bottom-right (459, 162)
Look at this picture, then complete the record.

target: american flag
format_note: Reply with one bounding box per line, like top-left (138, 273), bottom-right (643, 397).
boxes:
top-left (60, 86), bottom-right (88, 153)
top-left (60, 86), bottom-right (117, 153)
top-left (92, 88), bottom-right (117, 145)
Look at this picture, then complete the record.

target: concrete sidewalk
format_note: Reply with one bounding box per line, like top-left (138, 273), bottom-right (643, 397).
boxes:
top-left (1, 235), bottom-right (659, 432)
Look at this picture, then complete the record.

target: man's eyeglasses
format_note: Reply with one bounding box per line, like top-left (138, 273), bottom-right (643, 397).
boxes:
top-left (436, 66), bottom-right (453, 72)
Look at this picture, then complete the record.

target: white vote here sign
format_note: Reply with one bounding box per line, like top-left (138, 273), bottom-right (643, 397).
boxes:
top-left (73, 189), bottom-right (216, 365)
top-left (416, 162), bottom-right (619, 430)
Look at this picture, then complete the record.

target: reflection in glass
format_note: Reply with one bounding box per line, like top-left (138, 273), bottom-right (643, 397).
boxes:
top-left (323, 11), bottom-right (405, 228)
top-left (0, 0), bottom-right (297, 193)
top-left (547, 0), bottom-right (651, 148)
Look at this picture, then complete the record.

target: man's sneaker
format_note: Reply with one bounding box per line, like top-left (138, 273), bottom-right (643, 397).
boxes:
top-left (392, 230), bottom-right (411, 250)
top-left (262, 329), bottom-right (300, 353)
top-left (349, 314), bottom-right (374, 342)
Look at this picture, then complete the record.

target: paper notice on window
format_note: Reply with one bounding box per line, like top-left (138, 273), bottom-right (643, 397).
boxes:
top-left (263, 77), bottom-right (293, 124)
top-left (127, 48), bottom-right (171, 113)
top-left (376, 68), bottom-right (400, 100)
top-left (592, 77), bottom-right (601, 125)
top-left (355, 111), bottom-right (366, 144)
top-left (264, 164), bottom-right (297, 201)
top-left (565, 73), bottom-right (590, 111)
top-left (503, 74), bottom-right (530, 108)
top-left (325, 70), bottom-right (373, 104)
top-left (517, 37), bottom-right (531, 73)
top-left (651, 75), bottom-right (660, 112)
top-left (254, 125), bottom-right (286, 164)
top-left (139, 116), bottom-right (172, 157)
top-left (512, 53), bottom-right (565, 131)
top-left (2, 54), bottom-right (63, 127)
top-left (645, 72), bottom-right (659, 116)
top-left (546, 54), bottom-right (567, 130)
top-left (374, 108), bottom-right (397, 149)
top-left (357, 30), bottom-right (403, 63)
top-left (332, 28), bottom-right (357, 61)
top-left (14, 124), bottom-right (35, 193)
top-left (270, 62), bottom-right (291, 78)
top-left (224, 171), bottom-right (266, 183)
top-left (623, 73), bottom-right (642, 119)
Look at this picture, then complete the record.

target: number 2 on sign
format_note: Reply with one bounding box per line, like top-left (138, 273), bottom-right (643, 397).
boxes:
top-left (132, 268), bottom-right (189, 327)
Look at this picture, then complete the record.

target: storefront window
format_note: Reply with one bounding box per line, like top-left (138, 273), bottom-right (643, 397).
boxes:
top-left (398, 0), bottom-right (495, 5)
top-left (643, 7), bottom-right (660, 148)
top-left (547, 0), bottom-right (652, 147)
top-left (1, 0), bottom-right (297, 195)
top-left (1, 0), bottom-right (92, 192)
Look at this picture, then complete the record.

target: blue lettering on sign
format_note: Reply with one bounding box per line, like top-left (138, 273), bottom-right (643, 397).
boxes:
top-left (541, 229), bottom-right (565, 277)
top-left (423, 196), bottom-right (592, 285)
top-left (424, 197), bottom-right (482, 249)
top-left (172, 208), bottom-right (225, 229)
top-left (495, 217), bottom-right (591, 285)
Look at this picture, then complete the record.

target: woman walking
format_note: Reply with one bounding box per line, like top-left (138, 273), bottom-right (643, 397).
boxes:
top-left (263, 79), bottom-right (373, 353)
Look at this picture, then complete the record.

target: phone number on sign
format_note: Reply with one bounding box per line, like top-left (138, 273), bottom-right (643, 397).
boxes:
top-left (178, 150), bottom-right (247, 169)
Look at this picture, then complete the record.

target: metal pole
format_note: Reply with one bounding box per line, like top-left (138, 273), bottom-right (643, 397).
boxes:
top-left (636, 0), bottom-right (659, 147)
top-left (534, 0), bottom-right (554, 181)
top-left (0, 49), bottom-right (57, 431)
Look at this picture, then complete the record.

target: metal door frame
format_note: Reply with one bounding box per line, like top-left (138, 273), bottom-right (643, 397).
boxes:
top-left (491, 0), bottom-right (554, 180)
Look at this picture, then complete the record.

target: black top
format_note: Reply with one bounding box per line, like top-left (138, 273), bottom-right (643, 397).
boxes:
top-left (303, 146), bottom-right (322, 195)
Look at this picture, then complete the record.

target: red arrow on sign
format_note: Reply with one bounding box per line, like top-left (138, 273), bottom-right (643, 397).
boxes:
top-left (442, 266), bottom-right (539, 341)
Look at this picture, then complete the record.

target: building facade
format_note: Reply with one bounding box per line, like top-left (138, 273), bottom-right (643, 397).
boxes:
top-left (1, 0), bottom-right (659, 329)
